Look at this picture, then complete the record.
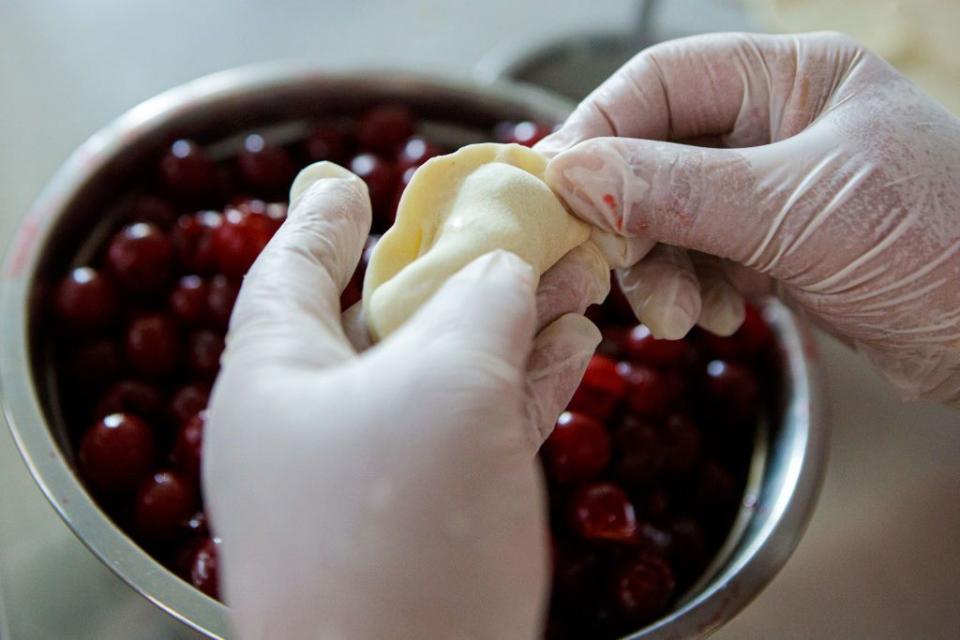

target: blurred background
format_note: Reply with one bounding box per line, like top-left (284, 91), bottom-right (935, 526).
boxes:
top-left (0, 1), bottom-right (958, 638)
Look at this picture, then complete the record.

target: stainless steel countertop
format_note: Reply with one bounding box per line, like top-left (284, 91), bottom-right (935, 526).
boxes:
top-left (1, 1), bottom-right (958, 638)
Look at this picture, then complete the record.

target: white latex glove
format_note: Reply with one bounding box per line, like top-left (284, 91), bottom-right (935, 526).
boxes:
top-left (540, 31), bottom-right (960, 405)
top-left (203, 163), bottom-right (604, 639)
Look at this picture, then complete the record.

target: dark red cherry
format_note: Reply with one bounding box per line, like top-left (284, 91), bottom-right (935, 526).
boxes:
top-left (223, 197), bottom-right (284, 232)
top-left (213, 208), bottom-right (276, 278)
top-left (226, 196), bottom-right (265, 215)
top-left (697, 330), bottom-right (740, 361)
top-left (567, 483), bottom-right (637, 542)
top-left (736, 304), bottom-right (775, 356)
top-left (701, 304), bottom-right (774, 360)
top-left (616, 362), bottom-right (672, 418)
top-left (106, 223), bottom-right (174, 294)
top-left (603, 275), bottom-right (637, 325)
top-left (567, 354), bottom-right (627, 421)
top-left (79, 413), bottom-right (155, 494)
top-left (356, 105), bottom-right (415, 154)
top-left (206, 275), bottom-right (239, 331)
top-left (610, 553), bottom-right (676, 621)
top-left (66, 340), bottom-right (122, 390)
top-left (172, 211), bottom-right (222, 275)
top-left (624, 324), bottom-right (691, 366)
top-left (305, 121), bottom-right (349, 162)
top-left (159, 139), bottom-right (222, 202)
top-left (543, 616), bottom-right (573, 640)
top-left (576, 600), bottom-right (620, 636)
top-left (94, 380), bottom-right (164, 422)
top-left (705, 360), bottom-right (758, 422)
top-left (395, 136), bottom-right (443, 171)
top-left (170, 275), bottom-right (210, 326)
top-left (124, 314), bottom-right (180, 379)
top-left (237, 134), bottom-right (296, 195)
top-left (55, 267), bottom-right (118, 333)
top-left (172, 411), bottom-right (205, 482)
top-left (696, 460), bottom-right (737, 515)
top-left (596, 326), bottom-right (630, 360)
top-left (169, 384), bottom-right (210, 426)
top-left (134, 469), bottom-right (198, 542)
top-left (638, 487), bottom-right (671, 523)
top-left (613, 418), bottom-right (663, 488)
top-left (239, 197), bottom-right (287, 223)
top-left (542, 411), bottom-right (610, 484)
top-left (350, 153), bottom-right (397, 229)
top-left (552, 541), bottom-right (599, 596)
top-left (121, 194), bottom-right (178, 229)
top-left (186, 330), bottom-right (224, 380)
top-left (660, 413), bottom-right (702, 476)
top-left (635, 523), bottom-right (672, 555)
top-left (663, 368), bottom-right (687, 403)
top-left (668, 517), bottom-right (707, 579)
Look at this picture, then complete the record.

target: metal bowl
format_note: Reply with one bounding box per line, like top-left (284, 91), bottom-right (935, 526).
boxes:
top-left (0, 65), bottom-right (827, 639)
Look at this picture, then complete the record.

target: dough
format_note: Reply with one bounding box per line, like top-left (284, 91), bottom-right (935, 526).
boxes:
top-left (363, 143), bottom-right (594, 340)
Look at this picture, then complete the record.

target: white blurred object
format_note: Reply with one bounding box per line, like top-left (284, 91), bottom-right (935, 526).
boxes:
top-left (746, 0), bottom-right (960, 114)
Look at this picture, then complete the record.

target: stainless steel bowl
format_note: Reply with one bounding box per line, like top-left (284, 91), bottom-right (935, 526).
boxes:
top-left (0, 65), bottom-right (827, 639)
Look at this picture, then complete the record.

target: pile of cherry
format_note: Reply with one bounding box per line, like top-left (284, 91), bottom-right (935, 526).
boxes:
top-left (46, 104), bottom-right (780, 636)
top-left (542, 290), bottom-right (778, 638)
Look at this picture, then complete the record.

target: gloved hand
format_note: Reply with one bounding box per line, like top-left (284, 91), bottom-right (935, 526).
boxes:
top-left (203, 162), bottom-right (604, 639)
top-left (539, 31), bottom-right (960, 404)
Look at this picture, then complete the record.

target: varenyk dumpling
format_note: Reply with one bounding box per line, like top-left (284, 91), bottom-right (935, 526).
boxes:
top-left (362, 143), bottom-right (607, 341)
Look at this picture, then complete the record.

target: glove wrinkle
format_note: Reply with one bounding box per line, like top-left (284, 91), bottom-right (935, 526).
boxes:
top-left (542, 32), bottom-right (960, 403)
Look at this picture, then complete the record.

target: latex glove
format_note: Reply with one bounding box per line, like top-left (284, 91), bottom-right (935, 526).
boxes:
top-left (540, 31), bottom-right (960, 404)
top-left (203, 162), bottom-right (604, 639)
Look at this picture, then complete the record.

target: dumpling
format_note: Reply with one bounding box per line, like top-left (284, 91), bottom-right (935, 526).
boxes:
top-left (363, 143), bottom-right (598, 340)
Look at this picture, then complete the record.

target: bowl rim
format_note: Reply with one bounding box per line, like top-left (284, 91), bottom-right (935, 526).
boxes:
top-left (0, 62), bottom-right (828, 640)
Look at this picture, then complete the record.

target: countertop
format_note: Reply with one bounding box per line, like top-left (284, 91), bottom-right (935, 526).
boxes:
top-left (1, 1), bottom-right (958, 638)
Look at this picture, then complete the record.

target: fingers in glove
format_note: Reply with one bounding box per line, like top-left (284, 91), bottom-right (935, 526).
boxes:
top-left (589, 228), bottom-right (656, 269)
top-left (547, 135), bottom-right (822, 276)
top-left (535, 242), bottom-right (610, 330)
top-left (227, 162), bottom-right (372, 368)
top-left (692, 253), bottom-right (746, 337)
top-left (522, 313), bottom-right (602, 451)
top-left (536, 31), bottom-right (864, 155)
top-left (618, 244), bottom-right (702, 340)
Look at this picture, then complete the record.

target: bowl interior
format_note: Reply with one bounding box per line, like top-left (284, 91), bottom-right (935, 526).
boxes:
top-left (2, 67), bottom-right (825, 640)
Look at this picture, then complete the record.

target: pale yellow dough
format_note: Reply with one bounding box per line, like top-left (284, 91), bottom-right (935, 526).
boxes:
top-left (363, 143), bottom-right (594, 340)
